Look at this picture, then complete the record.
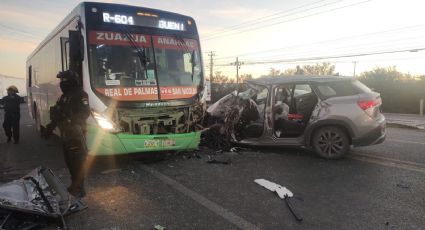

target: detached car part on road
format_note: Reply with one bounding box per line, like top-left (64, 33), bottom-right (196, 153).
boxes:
top-left (0, 167), bottom-right (86, 229)
top-left (205, 76), bottom-right (386, 159)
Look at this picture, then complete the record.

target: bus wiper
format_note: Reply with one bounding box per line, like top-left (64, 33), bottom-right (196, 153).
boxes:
top-left (118, 26), bottom-right (149, 77)
top-left (119, 26), bottom-right (162, 100)
top-left (190, 50), bottom-right (196, 82)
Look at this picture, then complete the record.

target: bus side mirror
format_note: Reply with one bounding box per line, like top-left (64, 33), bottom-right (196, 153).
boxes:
top-left (69, 31), bottom-right (84, 62)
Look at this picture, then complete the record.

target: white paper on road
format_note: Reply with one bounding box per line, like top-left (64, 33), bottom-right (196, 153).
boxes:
top-left (254, 179), bottom-right (293, 198)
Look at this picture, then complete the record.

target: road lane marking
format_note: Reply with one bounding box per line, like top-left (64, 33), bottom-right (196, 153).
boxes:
top-left (352, 151), bottom-right (425, 167)
top-left (349, 152), bottom-right (425, 174)
top-left (386, 139), bottom-right (425, 146)
top-left (140, 165), bottom-right (261, 230)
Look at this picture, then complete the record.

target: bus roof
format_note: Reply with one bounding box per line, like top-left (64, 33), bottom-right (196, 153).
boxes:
top-left (84, 2), bottom-right (194, 20)
top-left (27, 1), bottom-right (196, 61)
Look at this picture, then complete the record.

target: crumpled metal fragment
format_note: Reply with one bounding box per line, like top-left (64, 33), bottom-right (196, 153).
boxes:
top-left (0, 167), bottom-right (86, 229)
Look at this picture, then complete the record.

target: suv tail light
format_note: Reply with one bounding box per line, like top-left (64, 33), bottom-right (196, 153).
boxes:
top-left (358, 98), bottom-right (382, 118)
top-left (357, 100), bottom-right (378, 110)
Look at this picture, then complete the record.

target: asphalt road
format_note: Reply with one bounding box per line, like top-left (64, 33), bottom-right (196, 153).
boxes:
top-left (1, 105), bottom-right (424, 229)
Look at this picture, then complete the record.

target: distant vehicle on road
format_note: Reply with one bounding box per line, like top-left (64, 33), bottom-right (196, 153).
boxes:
top-left (26, 2), bottom-right (205, 156)
top-left (207, 76), bottom-right (386, 159)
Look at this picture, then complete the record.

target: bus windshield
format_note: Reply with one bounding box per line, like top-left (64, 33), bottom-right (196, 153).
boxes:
top-left (88, 31), bottom-right (202, 101)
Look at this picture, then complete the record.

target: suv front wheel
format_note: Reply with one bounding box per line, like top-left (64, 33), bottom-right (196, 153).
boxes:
top-left (312, 126), bottom-right (349, 159)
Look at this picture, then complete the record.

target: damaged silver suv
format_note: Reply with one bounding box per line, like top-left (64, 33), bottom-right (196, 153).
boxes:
top-left (206, 76), bottom-right (386, 159)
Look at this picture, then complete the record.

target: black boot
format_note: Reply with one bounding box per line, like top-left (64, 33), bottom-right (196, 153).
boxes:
top-left (68, 185), bottom-right (86, 198)
top-left (7, 136), bottom-right (11, 143)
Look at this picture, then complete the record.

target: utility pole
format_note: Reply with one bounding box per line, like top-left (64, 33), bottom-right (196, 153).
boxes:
top-left (233, 57), bottom-right (244, 83)
top-left (353, 61), bottom-right (357, 77)
top-left (207, 51), bottom-right (215, 81)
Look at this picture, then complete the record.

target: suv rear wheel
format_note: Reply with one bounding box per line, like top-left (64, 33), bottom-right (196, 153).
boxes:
top-left (312, 126), bottom-right (349, 159)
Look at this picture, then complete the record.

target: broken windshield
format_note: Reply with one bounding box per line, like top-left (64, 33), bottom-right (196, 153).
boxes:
top-left (88, 30), bottom-right (201, 101)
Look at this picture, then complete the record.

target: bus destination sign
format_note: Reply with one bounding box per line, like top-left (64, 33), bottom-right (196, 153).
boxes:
top-left (103, 13), bottom-right (134, 25)
top-left (102, 12), bottom-right (186, 31)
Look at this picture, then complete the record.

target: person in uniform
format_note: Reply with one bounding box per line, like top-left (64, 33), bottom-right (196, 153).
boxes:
top-left (44, 70), bottom-right (90, 198)
top-left (1, 85), bottom-right (22, 144)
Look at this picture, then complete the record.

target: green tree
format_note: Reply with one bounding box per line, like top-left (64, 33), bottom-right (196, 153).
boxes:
top-left (240, 74), bottom-right (253, 81)
top-left (269, 62), bottom-right (336, 76)
top-left (269, 68), bottom-right (282, 76)
top-left (211, 71), bottom-right (230, 83)
top-left (282, 67), bottom-right (297, 75)
top-left (303, 62), bottom-right (336, 75)
top-left (358, 66), bottom-right (406, 83)
top-left (357, 66), bottom-right (425, 114)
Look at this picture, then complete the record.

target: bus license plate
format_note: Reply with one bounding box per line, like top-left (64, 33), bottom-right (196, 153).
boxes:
top-left (144, 139), bottom-right (176, 148)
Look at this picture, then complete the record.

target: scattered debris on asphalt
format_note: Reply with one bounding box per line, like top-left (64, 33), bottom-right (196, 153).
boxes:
top-left (177, 151), bottom-right (202, 160)
top-left (255, 179), bottom-right (293, 198)
top-left (230, 147), bottom-right (241, 152)
top-left (206, 156), bottom-right (231, 165)
top-left (101, 168), bottom-right (122, 175)
top-left (230, 147), bottom-right (250, 152)
top-left (206, 159), bottom-right (231, 165)
top-left (0, 167), bottom-right (87, 229)
top-left (194, 152), bottom-right (202, 159)
top-left (186, 151), bottom-right (201, 159)
top-left (154, 224), bottom-right (166, 230)
top-left (254, 179), bottom-right (303, 222)
top-left (396, 183), bottom-right (410, 189)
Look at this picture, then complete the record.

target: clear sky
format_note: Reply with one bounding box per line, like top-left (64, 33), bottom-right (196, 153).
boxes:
top-left (1, 0), bottom-right (425, 79)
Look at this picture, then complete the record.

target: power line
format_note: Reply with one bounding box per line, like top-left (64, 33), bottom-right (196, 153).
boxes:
top-left (240, 36), bottom-right (425, 62)
top-left (212, 39), bottom-right (425, 66)
top-left (351, 56), bottom-right (425, 62)
top-left (216, 55), bottom-right (425, 68)
top-left (203, 0), bottom-right (372, 41)
top-left (250, 47), bottom-right (425, 64)
top-left (210, 23), bottom-right (425, 61)
top-left (0, 35), bottom-right (39, 44)
top-left (0, 24), bottom-right (42, 39)
top-left (203, 0), bottom-right (345, 39)
top-left (215, 47), bottom-right (425, 66)
top-left (202, 0), bottom-right (331, 37)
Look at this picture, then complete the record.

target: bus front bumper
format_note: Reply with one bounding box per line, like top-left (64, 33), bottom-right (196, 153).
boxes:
top-left (86, 125), bottom-right (201, 156)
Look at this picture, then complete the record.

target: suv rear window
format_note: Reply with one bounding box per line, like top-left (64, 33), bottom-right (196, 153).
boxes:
top-left (315, 80), bottom-right (371, 99)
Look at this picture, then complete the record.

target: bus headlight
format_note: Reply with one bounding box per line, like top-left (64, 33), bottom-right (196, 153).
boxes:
top-left (92, 112), bottom-right (118, 132)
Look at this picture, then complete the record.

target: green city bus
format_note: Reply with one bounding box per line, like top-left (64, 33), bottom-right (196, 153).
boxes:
top-left (27, 2), bottom-right (205, 155)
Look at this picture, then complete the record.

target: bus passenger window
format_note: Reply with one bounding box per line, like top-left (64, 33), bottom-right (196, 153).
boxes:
top-left (28, 66), bottom-right (32, 87)
top-left (60, 37), bottom-right (70, 71)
